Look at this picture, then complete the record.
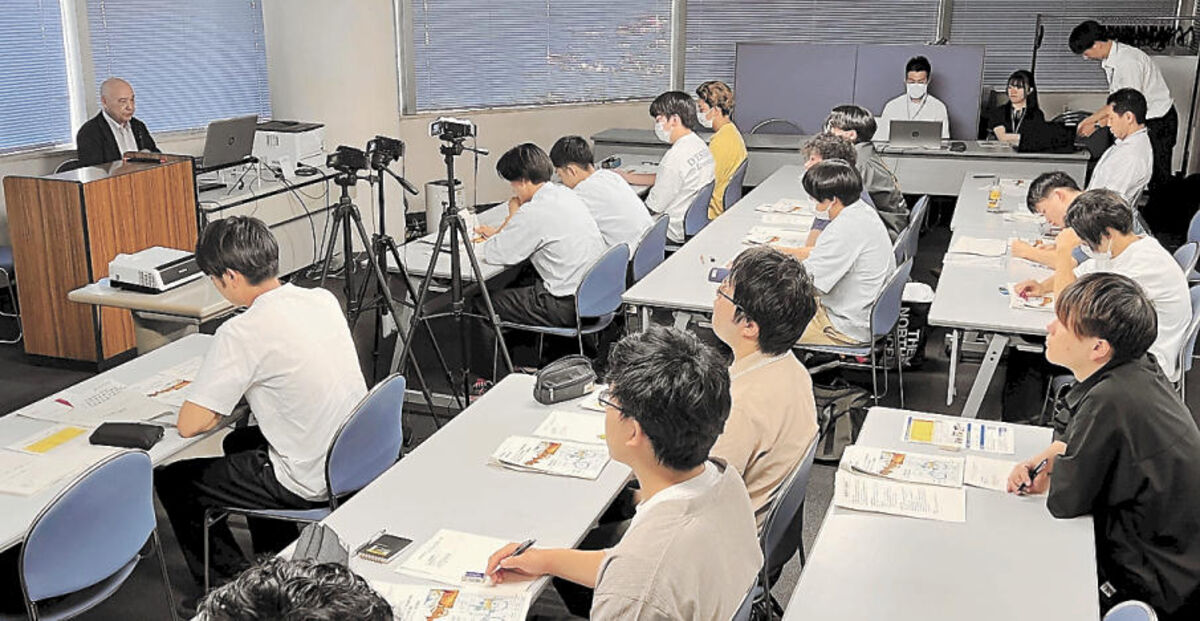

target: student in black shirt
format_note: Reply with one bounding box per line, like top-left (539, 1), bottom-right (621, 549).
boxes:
top-left (1008, 272), bottom-right (1200, 620)
top-left (987, 70), bottom-right (1046, 146)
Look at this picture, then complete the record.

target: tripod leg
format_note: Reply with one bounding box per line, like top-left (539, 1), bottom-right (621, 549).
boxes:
top-left (456, 218), bottom-right (514, 374)
top-left (318, 208), bottom-right (344, 290)
top-left (382, 238), bottom-right (458, 406)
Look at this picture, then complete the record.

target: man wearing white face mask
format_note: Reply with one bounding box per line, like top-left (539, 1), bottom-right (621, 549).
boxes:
top-left (1015, 189), bottom-right (1188, 382)
top-left (880, 56), bottom-right (950, 139)
top-left (695, 81), bottom-right (746, 218)
top-left (779, 160), bottom-right (895, 346)
top-left (617, 91), bottom-right (715, 243)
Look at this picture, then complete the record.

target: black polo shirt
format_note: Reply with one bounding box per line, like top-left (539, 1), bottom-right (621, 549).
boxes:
top-left (1049, 354), bottom-right (1200, 616)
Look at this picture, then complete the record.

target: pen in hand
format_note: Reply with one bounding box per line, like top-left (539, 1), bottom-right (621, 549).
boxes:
top-left (1016, 458), bottom-right (1049, 494)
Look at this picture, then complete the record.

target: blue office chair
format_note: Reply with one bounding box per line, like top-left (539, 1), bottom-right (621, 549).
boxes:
top-left (13, 450), bottom-right (178, 620)
top-left (908, 195), bottom-right (930, 236)
top-left (631, 215), bottom-right (670, 283)
top-left (500, 244), bottom-right (630, 360)
top-left (797, 259), bottom-right (914, 407)
top-left (0, 245), bottom-right (20, 344)
top-left (893, 195), bottom-right (930, 265)
top-left (731, 582), bottom-right (762, 621)
top-left (722, 158), bottom-right (749, 212)
top-left (1176, 285), bottom-right (1200, 401)
top-left (683, 180), bottom-right (717, 238)
top-left (1189, 210), bottom-right (1200, 246)
top-left (1104, 600), bottom-right (1158, 621)
top-left (202, 374), bottom-right (407, 592)
top-left (744, 438), bottom-right (819, 619)
top-left (892, 224), bottom-right (914, 266)
top-left (1175, 241), bottom-right (1200, 284)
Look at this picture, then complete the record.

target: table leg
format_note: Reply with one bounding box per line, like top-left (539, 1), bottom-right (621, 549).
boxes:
top-left (641, 306), bottom-right (650, 332)
top-left (961, 334), bottom-right (1010, 419)
top-left (947, 329), bottom-right (959, 406)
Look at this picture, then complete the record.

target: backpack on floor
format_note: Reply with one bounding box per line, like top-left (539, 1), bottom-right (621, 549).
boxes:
top-left (813, 379), bottom-right (873, 463)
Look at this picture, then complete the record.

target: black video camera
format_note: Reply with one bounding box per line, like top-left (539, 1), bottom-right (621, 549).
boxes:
top-left (327, 146), bottom-right (369, 174)
top-left (367, 135), bottom-right (404, 169)
top-left (429, 117), bottom-right (476, 142)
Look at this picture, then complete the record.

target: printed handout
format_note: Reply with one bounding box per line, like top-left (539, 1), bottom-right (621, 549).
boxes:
top-left (373, 582), bottom-right (531, 621)
top-left (834, 469), bottom-right (966, 522)
top-left (840, 445), bottom-right (965, 488)
top-left (490, 436), bottom-right (609, 480)
top-left (532, 411), bottom-right (606, 445)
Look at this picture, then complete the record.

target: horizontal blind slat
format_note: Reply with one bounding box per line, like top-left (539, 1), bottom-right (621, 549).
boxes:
top-left (0, 0), bottom-right (71, 152)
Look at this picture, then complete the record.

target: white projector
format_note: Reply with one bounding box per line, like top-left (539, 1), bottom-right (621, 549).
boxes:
top-left (108, 247), bottom-right (203, 293)
top-left (253, 120), bottom-right (326, 175)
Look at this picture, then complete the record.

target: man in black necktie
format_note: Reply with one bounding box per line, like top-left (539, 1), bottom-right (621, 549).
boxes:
top-left (75, 77), bottom-right (158, 167)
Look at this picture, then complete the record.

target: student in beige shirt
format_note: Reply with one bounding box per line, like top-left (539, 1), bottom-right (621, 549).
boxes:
top-left (711, 246), bottom-right (820, 528)
top-left (486, 328), bottom-right (762, 621)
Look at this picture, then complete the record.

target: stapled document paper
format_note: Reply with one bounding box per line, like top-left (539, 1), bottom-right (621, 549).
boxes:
top-left (532, 411), bottom-right (606, 445)
top-left (964, 455), bottom-right (1019, 491)
top-left (834, 469), bottom-right (966, 522)
top-left (947, 236), bottom-right (1008, 257)
top-left (396, 529), bottom-right (531, 592)
top-left (901, 415), bottom-right (1015, 454)
top-left (489, 436), bottom-right (609, 479)
top-left (840, 445), bottom-right (965, 488)
top-left (373, 582), bottom-right (532, 621)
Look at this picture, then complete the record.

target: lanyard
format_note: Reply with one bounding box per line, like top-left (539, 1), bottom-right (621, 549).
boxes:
top-left (1011, 107), bottom-right (1025, 134)
top-left (730, 352), bottom-right (791, 381)
top-left (907, 97), bottom-right (928, 119)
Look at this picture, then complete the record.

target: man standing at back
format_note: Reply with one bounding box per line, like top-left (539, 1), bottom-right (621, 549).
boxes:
top-left (76, 77), bottom-right (159, 166)
top-left (155, 216), bottom-right (367, 603)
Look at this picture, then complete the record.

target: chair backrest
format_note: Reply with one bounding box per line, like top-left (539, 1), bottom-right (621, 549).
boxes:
top-left (759, 438), bottom-right (819, 577)
top-left (860, 188), bottom-right (876, 208)
top-left (684, 180), bottom-right (717, 237)
top-left (722, 158), bottom-right (749, 211)
top-left (21, 451), bottom-right (155, 602)
top-left (750, 118), bottom-right (802, 135)
top-left (730, 582), bottom-right (757, 621)
top-left (632, 214), bottom-right (670, 282)
top-left (870, 259), bottom-right (914, 340)
top-left (1174, 242), bottom-right (1199, 278)
top-left (1180, 285), bottom-right (1200, 375)
top-left (902, 195), bottom-right (930, 262)
top-left (1103, 600), bottom-right (1158, 621)
top-left (326, 374), bottom-right (406, 500)
top-left (1189, 210), bottom-right (1200, 245)
top-left (892, 225), bottom-right (913, 265)
top-left (55, 158), bottom-right (83, 174)
top-left (577, 243), bottom-right (631, 319)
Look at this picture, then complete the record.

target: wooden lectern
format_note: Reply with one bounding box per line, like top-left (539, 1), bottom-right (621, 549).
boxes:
top-left (3, 155), bottom-right (198, 365)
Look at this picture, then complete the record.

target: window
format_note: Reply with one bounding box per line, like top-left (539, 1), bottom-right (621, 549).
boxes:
top-left (87, 0), bottom-right (271, 133)
top-left (683, 0), bottom-right (941, 90)
top-left (409, 0), bottom-right (672, 111)
top-left (0, 0), bottom-right (71, 153)
top-left (950, 1), bottom-right (1180, 92)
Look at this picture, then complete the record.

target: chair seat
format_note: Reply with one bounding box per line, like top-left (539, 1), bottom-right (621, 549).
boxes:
top-left (0, 556), bottom-right (140, 621)
top-left (224, 506), bottom-right (332, 522)
top-left (501, 313), bottom-right (616, 338)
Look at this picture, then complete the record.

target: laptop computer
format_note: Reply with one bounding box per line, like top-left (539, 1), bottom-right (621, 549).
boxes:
top-left (888, 120), bottom-right (943, 149)
top-left (196, 114), bottom-right (258, 171)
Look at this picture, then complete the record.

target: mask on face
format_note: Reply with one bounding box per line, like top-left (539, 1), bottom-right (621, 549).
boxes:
top-left (697, 106), bottom-right (714, 129)
top-left (906, 82), bottom-right (928, 100)
top-left (654, 120), bottom-right (671, 143)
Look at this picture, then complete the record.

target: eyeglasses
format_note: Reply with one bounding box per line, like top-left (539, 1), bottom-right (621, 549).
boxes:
top-left (716, 281), bottom-right (746, 314)
top-left (597, 389), bottom-right (622, 412)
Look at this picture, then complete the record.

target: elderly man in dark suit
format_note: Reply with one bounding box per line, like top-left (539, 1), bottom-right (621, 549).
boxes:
top-left (75, 77), bottom-right (159, 166)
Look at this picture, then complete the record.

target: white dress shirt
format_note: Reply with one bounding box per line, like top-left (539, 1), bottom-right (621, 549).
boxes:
top-left (1088, 127), bottom-right (1153, 205)
top-left (102, 109), bottom-right (138, 155)
top-left (1103, 41), bottom-right (1175, 119)
top-left (479, 183), bottom-right (607, 297)
top-left (1074, 237), bottom-right (1189, 382)
top-left (187, 284), bottom-right (368, 501)
top-left (645, 132), bottom-right (716, 243)
top-left (880, 93), bottom-right (950, 139)
top-left (802, 201), bottom-right (896, 342)
top-left (572, 169), bottom-right (653, 253)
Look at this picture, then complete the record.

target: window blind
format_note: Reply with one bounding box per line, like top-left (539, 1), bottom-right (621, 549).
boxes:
top-left (950, 1), bottom-right (1180, 92)
top-left (410, 0), bottom-right (672, 112)
top-left (683, 0), bottom-right (941, 90)
top-left (87, 0), bottom-right (271, 133)
top-left (0, 0), bottom-right (71, 152)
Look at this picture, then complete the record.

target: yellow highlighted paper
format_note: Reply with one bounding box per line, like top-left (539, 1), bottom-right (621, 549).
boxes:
top-left (907, 419), bottom-right (935, 443)
top-left (22, 426), bottom-right (87, 454)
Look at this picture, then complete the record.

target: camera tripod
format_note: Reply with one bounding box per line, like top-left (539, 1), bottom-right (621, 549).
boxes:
top-left (391, 137), bottom-right (513, 406)
top-left (317, 170), bottom-right (454, 425)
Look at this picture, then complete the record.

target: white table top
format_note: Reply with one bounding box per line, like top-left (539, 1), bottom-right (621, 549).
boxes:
top-left (784, 408), bottom-right (1098, 621)
top-left (300, 374), bottom-right (631, 596)
top-left (0, 334), bottom-right (216, 551)
top-left (197, 166), bottom-right (337, 213)
top-left (950, 174), bottom-right (1045, 237)
top-left (69, 278), bottom-right (236, 320)
top-left (622, 165), bottom-right (811, 312)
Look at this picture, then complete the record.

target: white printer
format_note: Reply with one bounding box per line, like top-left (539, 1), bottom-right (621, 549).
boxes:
top-left (108, 247), bottom-right (203, 293)
top-left (253, 120), bottom-right (326, 174)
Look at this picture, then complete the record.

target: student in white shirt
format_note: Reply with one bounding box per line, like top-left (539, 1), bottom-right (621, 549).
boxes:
top-left (156, 216), bottom-right (368, 593)
top-left (549, 135), bottom-right (652, 252)
top-left (781, 159), bottom-right (896, 345)
top-left (617, 91), bottom-right (716, 243)
top-left (1087, 88), bottom-right (1153, 206)
top-left (880, 56), bottom-right (951, 139)
top-left (1015, 189), bottom-right (1189, 382)
top-left (485, 327), bottom-right (762, 621)
top-left (1071, 20), bottom-right (1177, 188)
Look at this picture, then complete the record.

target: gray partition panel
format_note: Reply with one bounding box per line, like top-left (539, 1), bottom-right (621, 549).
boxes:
top-left (852, 44), bottom-right (985, 140)
top-left (732, 43), bottom-right (985, 140)
top-left (732, 43), bottom-right (858, 135)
